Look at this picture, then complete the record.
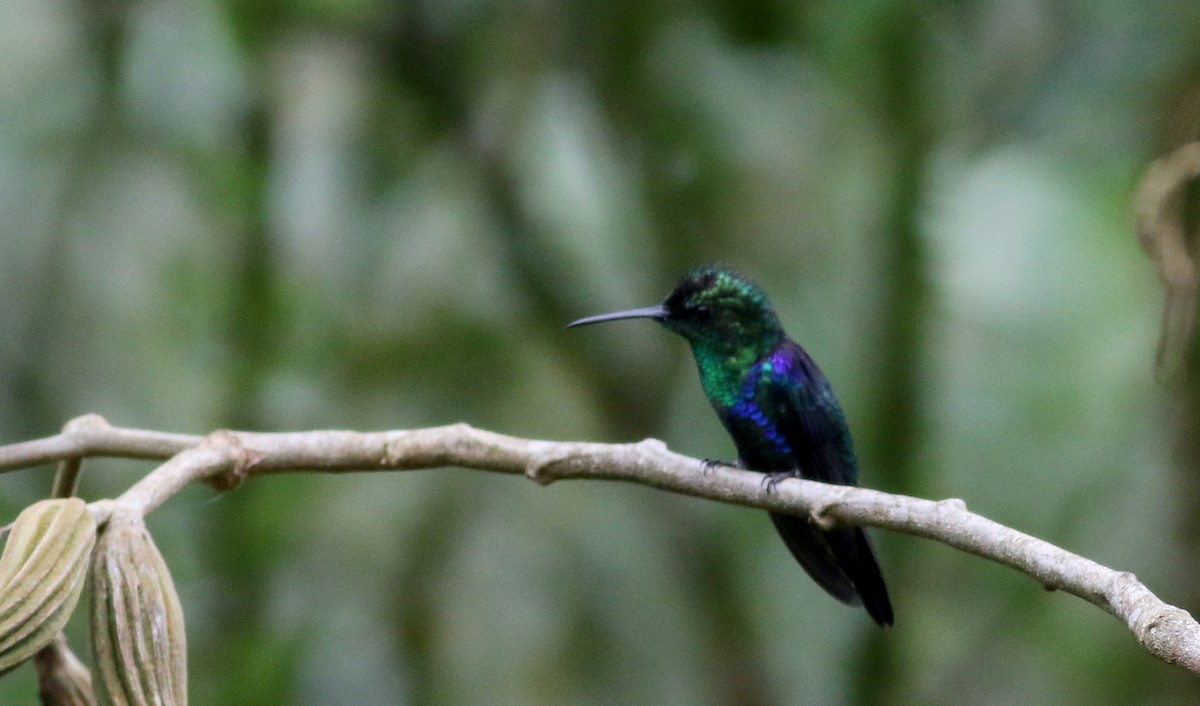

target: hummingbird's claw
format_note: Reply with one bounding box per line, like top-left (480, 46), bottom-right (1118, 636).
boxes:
top-left (700, 458), bottom-right (735, 474)
top-left (762, 471), bottom-right (796, 493)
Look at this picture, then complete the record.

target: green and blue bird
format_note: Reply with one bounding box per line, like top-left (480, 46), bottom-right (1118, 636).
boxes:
top-left (568, 265), bottom-right (893, 626)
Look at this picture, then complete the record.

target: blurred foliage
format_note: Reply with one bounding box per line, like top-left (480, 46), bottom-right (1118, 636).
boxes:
top-left (0, 0), bottom-right (1198, 704)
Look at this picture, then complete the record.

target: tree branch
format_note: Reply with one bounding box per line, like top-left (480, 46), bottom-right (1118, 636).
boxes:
top-left (2, 414), bottom-right (1198, 674)
top-left (1135, 140), bottom-right (1200, 379)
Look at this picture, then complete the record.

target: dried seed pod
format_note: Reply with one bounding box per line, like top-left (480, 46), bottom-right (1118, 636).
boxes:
top-left (90, 511), bottom-right (187, 706)
top-left (35, 633), bottom-right (97, 706)
top-left (0, 498), bottom-right (97, 675)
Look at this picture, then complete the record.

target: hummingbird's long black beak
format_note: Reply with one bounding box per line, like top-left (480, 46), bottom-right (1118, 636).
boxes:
top-left (566, 305), bottom-right (667, 328)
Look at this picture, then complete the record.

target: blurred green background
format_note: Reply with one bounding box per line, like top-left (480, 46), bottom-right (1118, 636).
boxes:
top-left (1, 0), bottom-right (1198, 703)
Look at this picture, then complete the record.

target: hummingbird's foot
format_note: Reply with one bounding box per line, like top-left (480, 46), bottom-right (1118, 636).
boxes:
top-left (761, 471), bottom-right (796, 493)
top-left (700, 458), bottom-right (735, 474)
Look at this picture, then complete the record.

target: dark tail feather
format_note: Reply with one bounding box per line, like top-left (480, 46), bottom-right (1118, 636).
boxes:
top-left (840, 526), bottom-right (893, 627)
top-left (768, 513), bottom-right (859, 604)
top-left (769, 512), bottom-right (894, 627)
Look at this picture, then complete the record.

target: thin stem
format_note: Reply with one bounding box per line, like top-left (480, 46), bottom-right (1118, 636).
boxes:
top-left (50, 458), bottom-right (83, 499)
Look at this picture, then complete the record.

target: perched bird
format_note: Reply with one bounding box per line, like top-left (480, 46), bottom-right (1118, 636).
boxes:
top-left (568, 266), bottom-right (893, 626)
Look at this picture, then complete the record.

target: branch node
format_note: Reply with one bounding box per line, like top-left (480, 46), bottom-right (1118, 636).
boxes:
top-left (88, 499), bottom-right (115, 527)
top-left (526, 454), bottom-right (573, 485)
top-left (526, 465), bottom-right (556, 486)
top-left (202, 431), bottom-right (263, 491)
top-left (937, 497), bottom-right (967, 512)
top-left (809, 485), bottom-right (855, 530)
top-left (810, 508), bottom-right (837, 531)
top-left (635, 438), bottom-right (669, 455)
top-left (62, 414), bottom-right (110, 436)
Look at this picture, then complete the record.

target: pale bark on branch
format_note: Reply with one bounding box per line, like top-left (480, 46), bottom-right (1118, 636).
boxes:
top-left (2, 414), bottom-right (1198, 675)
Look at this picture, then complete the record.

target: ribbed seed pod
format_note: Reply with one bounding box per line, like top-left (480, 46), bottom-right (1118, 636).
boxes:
top-left (0, 498), bottom-right (97, 675)
top-left (90, 511), bottom-right (187, 706)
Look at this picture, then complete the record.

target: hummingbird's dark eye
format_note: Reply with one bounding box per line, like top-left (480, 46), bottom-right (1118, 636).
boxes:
top-left (691, 304), bottom-right (713, 322)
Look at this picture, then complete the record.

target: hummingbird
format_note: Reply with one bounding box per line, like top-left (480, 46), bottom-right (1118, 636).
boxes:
top-left (568, 265), bottom-right (893, 626)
